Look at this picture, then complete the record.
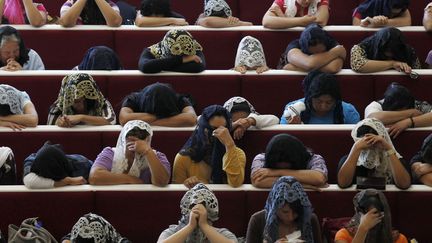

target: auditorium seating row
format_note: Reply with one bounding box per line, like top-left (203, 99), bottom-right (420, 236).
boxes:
top-left (0, 185), bottom-right (430, 243)
top-left (37, 0), bottom-right (431, 26)
top-left (15, 26), bottom-right (432, 70)
top-left (2, 125), bottom-right (430, 184)
top-left (3, 70), bottom-right (432, 125)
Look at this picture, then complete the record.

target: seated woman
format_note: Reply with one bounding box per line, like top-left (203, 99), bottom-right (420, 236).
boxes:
top-left (0, 0), bottom-right (47, 26)
top-left (61, 213), bottom-right (130, 243)
top-left (223, 96), bottom-right (279, 140)
top-left (280, 71), bottom-right (360, 124)
top-left (0, 146), bottom-right (16, 184)
top-left (196, 0), bottom-right (252, 28)
top-left (277, 23), bottom-right (346, 73)
top-left (351, 27), bottom-right (421, 73)
top-left (47, 73), bottom-right (116, 127)
top-left (73, 45), bottom-right (123, 70)
top-left (135, 0), bottom-right (188, 27)
top-left (410, 134), bottom-right (432, 187)
top-left (424, 2), bottom-right (432, 31)
top-left (246, 176), bottom-right (322, 243)
top-left (89, 120), bottom-right (170, 186)
top-left (251, 134), bottom-right (327, 189)
top-left (233, 36), bottom-right (269, 74)
top-left (365, 82), bottom-right (432, 138)
top-left (23, 141), bottom-right (92, 189)
top-left (173, 105), bottom-right (246, 188)
top-left (337, 118), bottom-right (411, 189)
top-left (335, 189), bottom-right (408, 243)
top-left (0, 84), bottom-right (38, 130)
top-left (353, 0), bottom-right (411, 27)
top-left (0, 26), bottom-right (44, 71)
top-left (59, 0), bottom-right (122, 27)
top-left (119, 82), bottom-right (197, 126)
top-left (158, 183), bottom-right (237, 243)
top-left (262, 0), bottom-right (329, 29)
top-left (138, 29), bottom-right (206, 73)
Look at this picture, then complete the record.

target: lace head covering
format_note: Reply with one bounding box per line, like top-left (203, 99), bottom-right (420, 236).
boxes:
top-left (176, 183), bottom-right (219, 243)
top-left (355, 0), bottom-right (410, 18)
top-left (77, 46), bottom-right (123, 70)
top-left (70, 213), bottom-right (129, 243)
top-left (0, 84), bottom-right (30, 115)
top-left (234, 36), bottom-right (267, 68)
top-left (284, 0), bottom-right (320, 17)
top-left (50, 73), bottom-right (107, 117)
top-left (264, 176), bottom-right (313, 243)
top-left (204, 0), bottom-right (232, 17)
top-left (179, 105), bottom-right (231, 183)
top-left (346, 189), bottom-right (393, 243)
top-left (112, 120), bottom-right (153, 177)
top-left (223, 96), bottom-right (258, 115)
top-left (149, 29), bottom-right (203, 59)
top-left (351, 118), bottom-right (401, 183)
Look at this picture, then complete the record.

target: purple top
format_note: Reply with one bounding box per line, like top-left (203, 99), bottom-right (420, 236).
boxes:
top-left (251, 153), bottom-right (328, 178)
top-left (426, 50), bottom-right (432, 65)
top-left (93, 147), bottom-right (171, 184)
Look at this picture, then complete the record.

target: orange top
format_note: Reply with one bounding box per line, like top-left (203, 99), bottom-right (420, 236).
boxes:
top-left (335, 228), bottom-right (408, 243)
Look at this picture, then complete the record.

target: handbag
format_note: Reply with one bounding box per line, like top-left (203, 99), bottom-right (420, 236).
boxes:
top-left (8, 217), bottom-right (58, 243)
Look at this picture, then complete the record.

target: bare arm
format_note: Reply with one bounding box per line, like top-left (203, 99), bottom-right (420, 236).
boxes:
top-left (287, 46), bottom-right (346, 72)
top-left (355, 59), bottom-right (395, 73)
top-left (352, 16), bottom-right (361, 26)
top-left (367, 109), bottom-right (421, 125)
top-left (0, 0), bottom-right (4, 24)
top-left (146, 150), bottom-right (170, 186)
top-left (196, 15), bottom-right (252, 28)
top-left (0, 102), bottom-right (38, 127)
top-left (135, 13), bottom-right (187, 27)
top-left (424, 4), bottom-right (432, 31)
top-left (386, 10), bottom-right (411, 27)
top-left (252, 169), bottom-right (326, 188)
top-left (151, 106), bottom-right (197, 127)
top-left (338, 143), bottom-right (362, 188)
top-left (89, 166), bottom-right (143, 185)
top-left (94, 0), bottom-right (122, 26)
top-left (412, 162), bottom-right (432, 186)
top-left (119, 107), bottom-right (157, 125)
top-left (22, 0), bottom-right (46, 27)
top-left (314, 4), bottom-right (329, 26)
top-left (59, 0), bottom-right (87, 27)
top-left (262, 4), bottom-right (316, 29)
top-left (158, 225), bottom-right (195, 243)
top-left (387, 152), bottom-right (411, 189)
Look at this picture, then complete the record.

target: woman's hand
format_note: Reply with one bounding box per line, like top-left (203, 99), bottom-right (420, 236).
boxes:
top-left (233, 65), bottom-right (247, 74)
top-left (288, 115), bottom-right (302, 124)
top-left (184, 176), bottom-right (201, 189)
top-left (131, 137), bottom-right (152, 155)
top-left (0, 121), bottom-right (25, 131)
top-left (388, 118), bottom-right (411, 138)
top-left (187, 206), bottom-right (199, 229)
top-left (193, 204), bottom-right (209, 228)
top-left (183, 55), bottom-right (202, 63)
top-left (256, 65), bottom-right (270, 74)
top-left (251, 168), bottom-right (273, 182)
top-left (412, 162), bottom-right (432, 177)
top-left (359, 208), bottom-right (384, 232)
top-left (212, 126), bottom-right (235, 148)
top-left (364, 134), bottom-right (392, 150)
top-left (4, 58), bottom-right (23, 71)
top-left (392, 61), bottom-right (412, 74)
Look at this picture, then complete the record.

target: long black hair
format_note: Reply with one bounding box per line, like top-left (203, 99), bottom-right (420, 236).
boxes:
top-left (301, 71), bottom-right (344, 124)
top-left (78, 0), bottom-right (110, 25)
top-left (0, 26), bottom-right (29, 67)
top-left (359, 27), bottom-right (418, 67)
top-left (264, 133), bottom-right (312, 170)
top-left (381, 82), bottom-right (415, 111)
top-left (140, 0), bottom-right (172, 16)
top-left (356, 0), bottom-right (410, 18)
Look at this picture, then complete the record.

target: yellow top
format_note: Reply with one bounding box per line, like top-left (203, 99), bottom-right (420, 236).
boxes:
top-left (172, 146), bottom-right (246, 187)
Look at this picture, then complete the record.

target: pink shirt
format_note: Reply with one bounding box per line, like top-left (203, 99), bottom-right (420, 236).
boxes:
top-left (274, 0), bottom-right (329, 16)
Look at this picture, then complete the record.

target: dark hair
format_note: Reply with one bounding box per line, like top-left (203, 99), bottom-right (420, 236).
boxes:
top-left (287, 199), bottom-right (304, 226)
top-left (381, 82), bottom-right (415, 111)
top-left (301, 71), bottom-right (344, 124)
top-left (0, 104), bottom-right (12, 116)
top-left (126, 127), bottom-right (150, 140)
top-left (0, 26), bottom-right (30, 67)
top-left (78, 0), bottom-right (110, 25)
top-left (356, 125), bottom-right (379, 138)
top-left (264, 134), bottom-right (311, 170)
top-left (230, 101), bottom-right (251, 115)
top-left (357, 194), bottom-right (384, 214)
top-left (299, 23), bottom-right (338, 55)
top-left (140, 0), bottom-right (171, 16)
